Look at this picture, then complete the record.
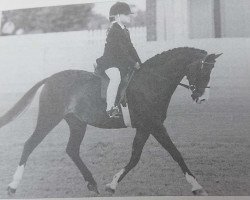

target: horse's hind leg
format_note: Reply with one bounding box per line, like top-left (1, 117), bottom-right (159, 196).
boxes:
top-left (7, 116), bottom-right (62, 195)
top-left (7, 87), bottom-right (64, 195)
top-left (64, 114), bottom-right (99, 194)
top-left (152, 125), bottom-right (208, 196)
top-left (105, 127), bottom-right (150, 193)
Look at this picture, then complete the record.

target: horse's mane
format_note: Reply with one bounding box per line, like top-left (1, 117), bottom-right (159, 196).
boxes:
top-left (142, 47), bottom-right (207, 69)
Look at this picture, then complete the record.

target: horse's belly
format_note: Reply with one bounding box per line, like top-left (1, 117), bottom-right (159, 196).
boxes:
top-left (65, 87), bottom-right (126, 129)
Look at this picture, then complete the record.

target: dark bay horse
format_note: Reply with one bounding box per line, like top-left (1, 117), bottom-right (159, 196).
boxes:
top-left (0, 47), bottom-right (222, 196)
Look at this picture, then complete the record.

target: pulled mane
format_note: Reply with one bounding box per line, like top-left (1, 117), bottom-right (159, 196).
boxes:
top-left (142, 47), bottom-right (207, 69)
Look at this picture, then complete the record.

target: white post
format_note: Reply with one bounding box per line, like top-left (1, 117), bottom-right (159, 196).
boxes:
top-left (156, 0), bottom-right (189, 41)
top-left (156, 0), bottom-right (166, 41)
top-left (0, 11), bottom-right (2, 35)
top-left (164, 0), bottom-right (175, 41)
top-left (188, 0), bottom-right (214, 38)
top-left (173, 0), bottom-right (189, 41)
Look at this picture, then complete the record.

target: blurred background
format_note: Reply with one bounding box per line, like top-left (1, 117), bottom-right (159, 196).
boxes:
top-left (0, 0), bottom-right (146, 35)
top-left (1, 0), bottom-right (250, 39)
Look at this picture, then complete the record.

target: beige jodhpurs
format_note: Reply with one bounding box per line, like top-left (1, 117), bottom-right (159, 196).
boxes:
top-left (105, 67), bottom-right (121, 110)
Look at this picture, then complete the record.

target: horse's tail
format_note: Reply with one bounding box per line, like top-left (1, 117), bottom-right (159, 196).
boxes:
top-left (0, 78), bottom-right (48, 128)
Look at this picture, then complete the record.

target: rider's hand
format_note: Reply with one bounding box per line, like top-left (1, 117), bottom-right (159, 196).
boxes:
top-left (134, 62), bottom-right (140, 70)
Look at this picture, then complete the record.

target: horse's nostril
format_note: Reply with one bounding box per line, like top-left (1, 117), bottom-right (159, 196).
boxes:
top-left (191, 94), bottom-right (197, 100)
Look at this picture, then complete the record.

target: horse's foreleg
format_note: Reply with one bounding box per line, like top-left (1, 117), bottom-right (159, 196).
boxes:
top-left (64, 114), bottom-right (99, 194)
top-left (105, 128), bottom-right (150, 193)
top-left (152, 125), bottom-right (207, 196)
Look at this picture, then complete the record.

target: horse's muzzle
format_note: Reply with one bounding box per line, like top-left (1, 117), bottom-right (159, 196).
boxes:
top-left (191, 88), bottom-right (210, 104)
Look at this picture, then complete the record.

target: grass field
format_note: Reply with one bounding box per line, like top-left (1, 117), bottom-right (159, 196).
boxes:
top-left (0, 74), bottom-right (249, 198)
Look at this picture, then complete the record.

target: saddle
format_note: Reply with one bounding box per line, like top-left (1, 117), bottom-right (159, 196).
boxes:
top-left (92, 66), bottom-right (135, 128)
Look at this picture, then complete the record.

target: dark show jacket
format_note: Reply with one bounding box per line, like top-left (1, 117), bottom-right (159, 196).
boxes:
top-left (96, 22), bottom-right (141, 76)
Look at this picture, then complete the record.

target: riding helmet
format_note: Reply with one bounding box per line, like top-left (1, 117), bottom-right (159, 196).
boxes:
top-left (109, 2), bottom-right (134, 17)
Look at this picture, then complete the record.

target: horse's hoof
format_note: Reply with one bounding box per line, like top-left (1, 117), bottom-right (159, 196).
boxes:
top-left (87, 183), bottom-right (99, 194)
top-left (7, 186), bottom-right (16, 196)
top-left (105, 184), bottom-right (115, 194)
top-left (192, 188), bottom-right (208, 196)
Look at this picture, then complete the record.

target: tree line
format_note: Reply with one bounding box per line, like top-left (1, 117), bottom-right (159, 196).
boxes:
top-left (1, 3), bottom-right (145, 35)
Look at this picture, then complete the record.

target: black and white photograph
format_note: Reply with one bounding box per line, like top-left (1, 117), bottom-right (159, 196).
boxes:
top-left (0, 0), bottom-right (249, 198)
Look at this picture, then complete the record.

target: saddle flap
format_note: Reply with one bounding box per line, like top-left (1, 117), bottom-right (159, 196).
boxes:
top-left (94, 70), bottom-right (110, 99)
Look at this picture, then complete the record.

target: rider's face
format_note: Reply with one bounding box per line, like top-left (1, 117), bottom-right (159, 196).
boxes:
top-left (117, 14), bottom-right (131, 24)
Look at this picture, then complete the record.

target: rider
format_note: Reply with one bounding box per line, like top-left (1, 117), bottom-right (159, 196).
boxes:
top-left (94, 2), bottom-right (141, 118)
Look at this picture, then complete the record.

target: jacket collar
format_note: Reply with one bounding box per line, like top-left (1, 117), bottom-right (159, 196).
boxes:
top-left (111, 22), bottom-right (130, 41)
top-left (112, 21), bottom-right (125, 30)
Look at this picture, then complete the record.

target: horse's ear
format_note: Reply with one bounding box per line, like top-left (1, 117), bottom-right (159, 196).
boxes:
top-left (204, 54), bottom-right (215, 62)
top-left (204, 53), bottom-right (223, 62)
top-left (214, 53), bottom-right (223, 59)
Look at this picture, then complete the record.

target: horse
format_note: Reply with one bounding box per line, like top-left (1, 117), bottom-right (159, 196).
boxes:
top-left (0, 47), bottom-right (222, 196)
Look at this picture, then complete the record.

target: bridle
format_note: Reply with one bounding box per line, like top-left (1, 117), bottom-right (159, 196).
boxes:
top-left (183, 59), bottom-right (216, 91)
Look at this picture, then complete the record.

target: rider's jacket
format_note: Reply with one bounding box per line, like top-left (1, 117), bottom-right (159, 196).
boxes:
top-left (96, 22), bottom-right (141, 76)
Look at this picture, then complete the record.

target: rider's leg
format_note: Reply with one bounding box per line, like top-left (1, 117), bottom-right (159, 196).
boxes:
top-left (105, 67), bottom-right (121, 111)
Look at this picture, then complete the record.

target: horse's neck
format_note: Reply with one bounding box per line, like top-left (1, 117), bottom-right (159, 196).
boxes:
top-left (150, 59), bottom-right (187, 85)
top-left (135, 49), bottom-right (205, 108)
top-left (138, 59), bottom-right (189, 103)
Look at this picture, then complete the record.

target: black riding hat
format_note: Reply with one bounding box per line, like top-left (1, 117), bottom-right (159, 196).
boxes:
top-left (109, 2), bottom-right (134, 17)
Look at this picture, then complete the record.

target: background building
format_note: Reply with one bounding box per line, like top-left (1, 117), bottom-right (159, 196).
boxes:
top-left (147, 0), bottom-right (250, 41)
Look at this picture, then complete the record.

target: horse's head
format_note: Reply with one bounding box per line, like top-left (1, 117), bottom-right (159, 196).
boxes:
top-left (186, 53), bottom-right (222, 104)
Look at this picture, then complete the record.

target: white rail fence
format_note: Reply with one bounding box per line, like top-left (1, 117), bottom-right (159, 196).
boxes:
top-left (0, 26), bottom-right (250, 98)
top-left (0, 27), bottom-right (146, 92)
top-left (80, 26), bottom-right (147, 43)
